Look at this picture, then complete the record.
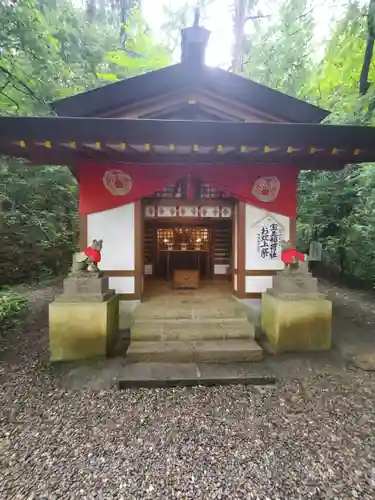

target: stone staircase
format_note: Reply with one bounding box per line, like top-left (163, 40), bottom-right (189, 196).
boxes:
top-left (126, 289), bottom-right (263, 363)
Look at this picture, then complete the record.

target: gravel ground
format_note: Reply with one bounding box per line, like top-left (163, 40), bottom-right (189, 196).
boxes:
top-left (1, 281), bottom-right (375, 499)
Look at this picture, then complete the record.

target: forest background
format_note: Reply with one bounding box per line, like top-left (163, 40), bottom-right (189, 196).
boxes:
top-left (1, 0), bottom-right (375, 295)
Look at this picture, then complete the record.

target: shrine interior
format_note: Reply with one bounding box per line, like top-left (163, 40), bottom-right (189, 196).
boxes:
top-left (143, 219), bottom-right (232, 282)
top-left (143, 178), bottom-right (233, 288)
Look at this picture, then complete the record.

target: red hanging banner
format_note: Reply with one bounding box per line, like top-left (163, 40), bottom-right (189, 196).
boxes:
top-left (77, 161), bottom-right (299, 217)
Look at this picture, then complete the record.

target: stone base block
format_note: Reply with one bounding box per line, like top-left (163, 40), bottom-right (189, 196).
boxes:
top-left (49, 295), bottom-right (119, 362)
top-left (261, 292), bottom-right (332, 353)
top-left (55, 290), bottom-right (115, 303)
top-left (272, 274), bottom-right (318, 294)
top-left (63, 276), bottom-right (109, 295)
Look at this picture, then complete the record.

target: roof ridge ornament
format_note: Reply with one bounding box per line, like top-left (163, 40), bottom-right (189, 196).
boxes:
top-left (180, 8), bottom-right (210, 67)
top-left (194, 7), bottom-right (200, 27)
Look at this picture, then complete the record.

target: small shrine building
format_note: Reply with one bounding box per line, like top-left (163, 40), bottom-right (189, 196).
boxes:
top-left (1, 21), bottom-right (375, 304)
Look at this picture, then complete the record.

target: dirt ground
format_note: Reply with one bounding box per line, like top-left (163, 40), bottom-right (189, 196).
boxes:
top-left (320, 279), bottom-right (375, 327)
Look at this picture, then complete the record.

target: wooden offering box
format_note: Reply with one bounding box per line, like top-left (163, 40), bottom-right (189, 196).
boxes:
top-left (173, 269), bottom-right (199, 289)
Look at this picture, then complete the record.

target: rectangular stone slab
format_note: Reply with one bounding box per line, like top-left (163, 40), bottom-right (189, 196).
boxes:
top-left (130, 318), bottom-right (255, 342)
top-left (272, 274), bottom-right (318, 293)
top-left (125, 339), bottom-right (263, 363)
top-left (261, 292), bottom-right (332, 353)
top-left (55, 290), bottom-right (115, 303)
top-left (63, 276), bottom-right (109, 295)
top-left (49, 295), bottom-right (119, 361)
top-left (118, 363), bottom-right (276, 389)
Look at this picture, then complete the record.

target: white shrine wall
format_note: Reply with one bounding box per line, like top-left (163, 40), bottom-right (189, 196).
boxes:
top-left (244, 204), bottom-right (290, 295)
top-left (87, 204), bottom-right (136, 296)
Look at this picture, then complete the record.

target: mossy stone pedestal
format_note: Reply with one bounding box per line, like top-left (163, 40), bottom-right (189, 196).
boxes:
top-left (49, 275), bottom-right (119, 362)
top-left (261, 269), bottom-right (332, 353)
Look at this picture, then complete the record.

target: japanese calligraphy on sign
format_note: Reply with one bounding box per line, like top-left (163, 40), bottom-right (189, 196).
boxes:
top-left (256, 217), bottom-right (283, 260)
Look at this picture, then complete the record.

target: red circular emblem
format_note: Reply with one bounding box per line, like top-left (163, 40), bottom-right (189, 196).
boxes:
top-left (102, 169), bottom-right (132, 196)
top-left (252, 176), bottom-right (280, 203)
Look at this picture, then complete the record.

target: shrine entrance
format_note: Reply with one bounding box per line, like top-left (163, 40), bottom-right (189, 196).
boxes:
top-left (142, 178), bottom-right (234, 293)
top-left (144, 219), bottom-right (232, 282)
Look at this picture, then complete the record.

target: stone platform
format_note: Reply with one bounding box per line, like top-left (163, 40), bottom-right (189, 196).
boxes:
top-left (261, 267), bottom-right (332, 353)
top-left (49, 274), bottom-right (119, 362)
top-left (127, 282), bottom-right (263, 364)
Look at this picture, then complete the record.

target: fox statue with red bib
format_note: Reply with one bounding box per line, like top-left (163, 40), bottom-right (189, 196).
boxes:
top-left (280, 240), bottom-right (309, 274)
top-left (71, 239), bottom-right (103, 275)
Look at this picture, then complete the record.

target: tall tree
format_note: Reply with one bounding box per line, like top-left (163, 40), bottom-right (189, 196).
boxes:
top-left (85, 0), bottom-right (140, 46)
top-left (306, 2), bottom-right (374, 122)
top-left (244, 0), bottom-right (314, 97)
top-left (0, 0), bottom-right (172, 286)
top-left (298, 2), bottom-right (375, 279)
top-left (231, 0), bottom-right (261, 74)
top-left (359, 0), bottom-right (375, 95)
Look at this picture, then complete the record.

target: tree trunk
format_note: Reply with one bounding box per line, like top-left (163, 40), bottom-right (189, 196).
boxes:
top-left (359, 0), bottom-right (375, 94)
top-left (232, 0), bottom-right (246, 74)
top-left (359, 38), bottom-right (374, 95)
top-left (86, 0), bottom-right (96, 21)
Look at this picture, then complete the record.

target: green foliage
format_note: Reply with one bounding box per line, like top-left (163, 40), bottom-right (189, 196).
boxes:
top-left (295, 1), bottom-right (375, 283)
top-left (368, 0), bottom-right (375, 38)
top-left (298, 164), bottom-right (375, 283)
top-left (306, 2), bottom-right (374, 122)
top-left (244, 0), bottom-right (315, 98)
top-left (100, 9), bottom-right (171, 80)
top-left (0, 0), bottom-right (119, 114)
top-left (0, 289), bottom-right (28, 329)
top-left (0, 0), bottom-right (170, 287)
top-left (0, 161), bottom-right (78, 285)
top-left (243, 0), bottom-right (375, 284)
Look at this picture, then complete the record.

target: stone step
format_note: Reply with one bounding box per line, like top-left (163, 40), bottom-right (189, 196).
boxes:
top-left (131, 319), bottom-right (255, 341)
top-left (133, 302), bottom-right (248, 321)
top-left (126, 339), bottom-right (263, 364)
top-left (118, 363), bottom-right (276, 389)
top-left (142, 296), bottom-right (232, 302)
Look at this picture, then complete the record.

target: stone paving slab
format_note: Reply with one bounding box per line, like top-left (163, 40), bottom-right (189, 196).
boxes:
top-left (54, 360), bottom-right (276, 389)
top-left (118, 362), bottom-right (276, 389)
top-left (126, 339), bottom-right (263, 363)
top-left (133, 304), bottom-right (248, 320)
top-left (131, 318), bottom-right (255, 341)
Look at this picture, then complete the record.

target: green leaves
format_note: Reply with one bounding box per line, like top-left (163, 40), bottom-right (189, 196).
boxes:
top-left (306, 3), bottom-right (373, 121)
top-left (0, 289), bottom-right (28, 329)
top-left (368, 0), bottom-right (375, 38)
top-left (245, 0), bottom-right (375, 282)
top-left (0, 0), bottom-right (171, 287)
top-left (244, 0), bottom-right (314, 98)
top-left (99, 9), bottom-right (171, 79)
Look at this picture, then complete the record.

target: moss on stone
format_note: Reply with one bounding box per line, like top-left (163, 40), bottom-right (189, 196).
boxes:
top-left (49, 295), bottom-right (119, 362)
top-left (261, 292), bottom-right (332, 353)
